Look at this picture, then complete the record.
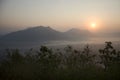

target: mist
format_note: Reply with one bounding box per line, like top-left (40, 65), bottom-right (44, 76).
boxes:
top-left (0, 1), bottom-right (120, 80)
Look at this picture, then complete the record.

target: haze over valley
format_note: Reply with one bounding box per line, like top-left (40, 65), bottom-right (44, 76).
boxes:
top-left (0, 26), bottom-right (119, 49)
top-left (0, 0), bottom-right (120, 80)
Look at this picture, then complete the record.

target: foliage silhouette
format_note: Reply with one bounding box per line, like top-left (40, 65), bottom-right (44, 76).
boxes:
top-left (0, 42), bottom-right (120, 80)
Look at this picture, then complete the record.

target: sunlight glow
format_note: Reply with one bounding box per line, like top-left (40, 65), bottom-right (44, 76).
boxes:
top-left (87, 22), bottom-right (98, 32)
top-left (91, 23), bottom-right (96, 28)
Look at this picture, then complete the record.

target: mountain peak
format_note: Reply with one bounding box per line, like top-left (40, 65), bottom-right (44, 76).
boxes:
top-left (67, 28), bottom-right (81, 32)
top-left (27, 26), bottom-right (52, 30)
top-left (66, 28), bottom-right (89, 33)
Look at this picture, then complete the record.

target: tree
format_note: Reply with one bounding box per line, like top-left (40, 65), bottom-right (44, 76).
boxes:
top-left (99, 42), bottom-right (120, 71)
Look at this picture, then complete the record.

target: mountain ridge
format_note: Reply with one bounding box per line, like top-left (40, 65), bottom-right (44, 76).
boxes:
top-left (0, 26), bottom-right (92, 42)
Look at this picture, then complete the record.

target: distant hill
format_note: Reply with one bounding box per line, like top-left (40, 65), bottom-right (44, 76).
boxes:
top-left (64, 28), bottom-right (92, 40)
top-left (0, 26), bottom-right (92, 42)
top-left (0, 26), bottom-right (62, 42)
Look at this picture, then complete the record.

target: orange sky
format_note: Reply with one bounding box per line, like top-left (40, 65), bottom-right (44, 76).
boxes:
top-left (0, 0), bottom-right (120, 34)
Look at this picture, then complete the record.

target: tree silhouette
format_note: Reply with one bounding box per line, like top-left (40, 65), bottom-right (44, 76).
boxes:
top-left (0, 42), bottom-right (120, 80)
top-left (99, 42), bottom-right (120, 71)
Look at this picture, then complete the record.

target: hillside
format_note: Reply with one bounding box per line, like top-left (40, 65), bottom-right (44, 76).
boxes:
top-left (0, 26), bottom-right (92, 42)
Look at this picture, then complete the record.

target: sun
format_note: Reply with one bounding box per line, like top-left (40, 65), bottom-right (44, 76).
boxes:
top-left (88, 22), bottom-right (98, 32)
top-left (91, 23), bottom-right (96, 28)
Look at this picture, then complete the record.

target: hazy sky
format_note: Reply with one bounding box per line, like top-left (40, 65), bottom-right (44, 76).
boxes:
top-left (0, 0), bottom-right (120, 34)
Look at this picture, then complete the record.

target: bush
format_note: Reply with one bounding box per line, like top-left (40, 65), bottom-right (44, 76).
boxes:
top-left (0, 42), bottom-right (120, 80)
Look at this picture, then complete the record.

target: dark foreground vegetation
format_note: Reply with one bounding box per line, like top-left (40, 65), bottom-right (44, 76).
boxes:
top-left (0, 42), bottom-right (120, 80)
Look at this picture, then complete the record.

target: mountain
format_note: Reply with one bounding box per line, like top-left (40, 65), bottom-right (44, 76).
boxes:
top-left (65, 28), bottom-right (91, 36)
top-left (0, 26), bottom-right (92, 42)
top-left (64, 28), bottom-right (92, 40)
top-left (0, 26), bottom-right (64, 42)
